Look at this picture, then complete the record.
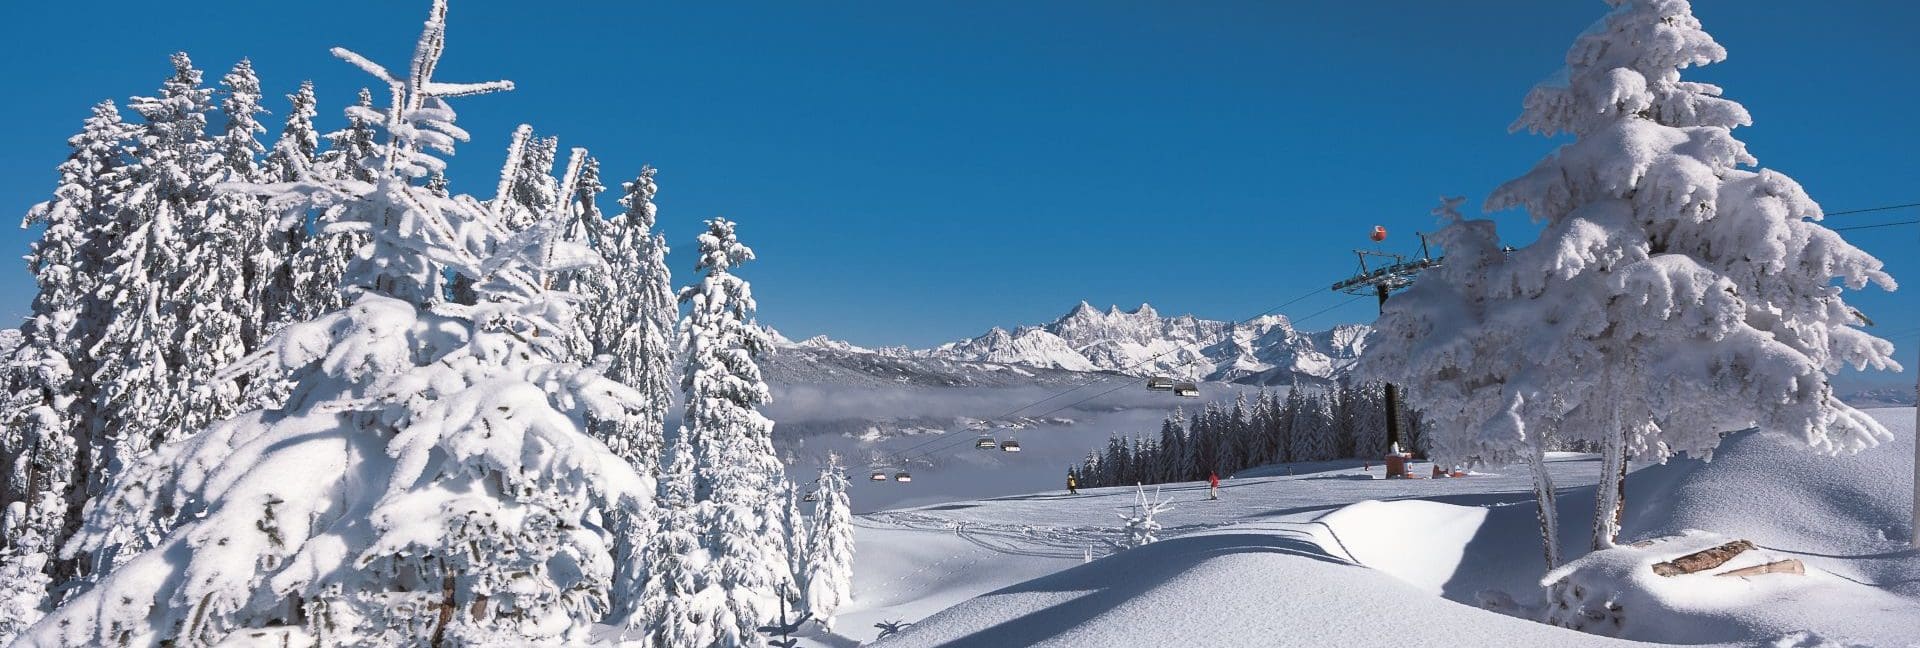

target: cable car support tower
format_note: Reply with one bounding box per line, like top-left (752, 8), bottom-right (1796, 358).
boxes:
top-left (1330, 227), bottom-right (1439, 475)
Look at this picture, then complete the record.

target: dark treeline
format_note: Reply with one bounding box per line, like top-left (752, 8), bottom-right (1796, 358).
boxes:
top-left (1073, 381), bottom-right (1426, 489)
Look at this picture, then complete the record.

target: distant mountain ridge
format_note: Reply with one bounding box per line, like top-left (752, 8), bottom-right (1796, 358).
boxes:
top-left (775, 301), bottom-right (1369, 387)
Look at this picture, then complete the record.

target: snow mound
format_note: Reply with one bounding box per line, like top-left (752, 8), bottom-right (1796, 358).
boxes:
top-left (1539, 529), bottom-right (1913, 644)
top-left (1317, 499), bottom-right (1488, 594)
top-left (1624, 410), bottom-right (1917, 571)
top-left (1590, 408), bottom-right (1920, 645)
top-left (872, 525), bottom-right (1640, 648)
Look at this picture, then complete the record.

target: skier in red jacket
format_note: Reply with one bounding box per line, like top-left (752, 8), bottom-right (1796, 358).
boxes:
top-left (1207, 471), bottom-right (1221, 500)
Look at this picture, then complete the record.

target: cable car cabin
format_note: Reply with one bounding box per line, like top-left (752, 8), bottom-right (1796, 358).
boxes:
top-left (1172, 382), bottom-right (1200, 398)
top-left (894, 472), bottom-right (913, 482)
top-left (1146, 377), bottom-right (1174, 392)
top-left (870, 471), bottom-right (889, 482)
top-left (975, 436), bottom-right (999, 450)
top-left (1000, 439), bottom-right (1022, 452)
top-left (803, 492), bottom-right (818, 502)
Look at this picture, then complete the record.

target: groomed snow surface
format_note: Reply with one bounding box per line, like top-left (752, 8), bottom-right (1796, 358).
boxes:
top-left (808, 408), bottom-right (1917, 648)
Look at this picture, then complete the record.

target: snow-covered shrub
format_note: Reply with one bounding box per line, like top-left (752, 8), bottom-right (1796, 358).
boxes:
top-left (1115, 484), bottom-right (1174, 550)
top-left (16, 3), bottom-right (650, 645)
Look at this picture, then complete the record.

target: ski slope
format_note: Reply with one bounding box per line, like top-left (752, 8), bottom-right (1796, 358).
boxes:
top-left (808, 408), bottom-right (1918, 647)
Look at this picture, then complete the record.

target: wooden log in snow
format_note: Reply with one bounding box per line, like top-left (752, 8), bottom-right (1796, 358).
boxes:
top-left (1651, 539), bottom-right (1756, 576)
top-left (1715, 559), bottom-right (1804, 578)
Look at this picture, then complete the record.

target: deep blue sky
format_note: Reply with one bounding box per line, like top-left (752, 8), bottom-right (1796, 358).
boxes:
top-left (1, 2), bottom-right (1914, 384)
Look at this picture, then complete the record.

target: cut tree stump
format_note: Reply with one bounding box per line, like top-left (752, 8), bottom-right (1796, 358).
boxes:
top-left (1651, 539), bottom-right (1756, 576)
top-left (1715, 559), bottom-right (1804, 577)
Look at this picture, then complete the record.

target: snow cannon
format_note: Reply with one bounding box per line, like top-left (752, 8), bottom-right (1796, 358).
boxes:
top-left (1370, 225), bottom-right (1387, 242)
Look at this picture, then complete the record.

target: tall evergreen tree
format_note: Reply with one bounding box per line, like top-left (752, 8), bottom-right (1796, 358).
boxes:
top-left (1368, 0), bottom-right (1899, 553)
top-left (599, 166), bottom-right (675, 620)
top-left (678, 217), bottom-right (793, 646)
top-left (598, 165), bottom-right (675, 463)
top-left (284, 87), bottom-right (375, 321)
top-left (634, 432), bottom-right (706, 646)
top-left (257, 81), bottom-right (319, 333)
top-left (85, 54), bottom-right (216, 559)
top-left (803, 455), bottom-right (854, 629)
top-left (1224, 391), bottom-right (1254, 475)
top-left (1289, 389), bottom-right (1335, 462)
top-left (0, 100), bottom-right (137, 641)
top-left (780, 482), bottom-right (809, 610)
top-left (1155, 411), bottom-right (1186, 483)
top-left (1188, 406), bottom-right (1215, 477)
top-left (172, 58), bottom-right (264, 434)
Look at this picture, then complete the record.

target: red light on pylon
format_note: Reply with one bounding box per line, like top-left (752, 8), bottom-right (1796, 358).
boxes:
top-left (1370, 225), bottom-right (1388, 242)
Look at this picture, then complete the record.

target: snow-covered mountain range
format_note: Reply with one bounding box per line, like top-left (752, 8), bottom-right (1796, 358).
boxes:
top-left (775, 301), bottom-right (1369, 387)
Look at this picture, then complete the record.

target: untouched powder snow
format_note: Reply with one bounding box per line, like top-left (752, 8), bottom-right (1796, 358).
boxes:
top-left (869, 524), bottom-right (1645, 648)
top-left (829, 408), bottom-right (1917, 648)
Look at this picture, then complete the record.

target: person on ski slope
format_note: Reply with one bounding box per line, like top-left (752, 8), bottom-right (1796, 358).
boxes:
top-left (1207, 471), bottom-right (1221, 500)
top-left (1067, 472), bottom-right (1079, 495)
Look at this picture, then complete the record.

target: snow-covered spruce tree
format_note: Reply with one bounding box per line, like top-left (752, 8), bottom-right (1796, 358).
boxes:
top-left (450, 124), bottom-right (560, 305)
top-left (0, 99), bottom-right (137, 642)
top-left (172, 58), bottom-right (267, 435)
top-left (630, 432), bottom-right (709, 647)
top-left (1262, 390), bottom-right (1290, 463)
top-left (1278, 386), bottom-right (1305, 463)
top-left (212, 59), bottom-right (271, 351)
top-left (803, 455), bottom-right (853, 630)
top-left (599, 165), bottom-right (675, 462)
top-left (1128, 435), bottom-right (1144, 481)
top-left (20, 5), bottom-right (654, 645)
top-left (1154, 411), bottom-right (1184, 483)
top-left (598, 166), bottom-right (675, 621)
top-left (1379, 0), bottom-right (1901, 553)
top-left (283, 87), bottom-right (378, 323)
top-left (257, 81), bottom-right (319, 333)
top-left (1347, 382), bottom-right (1392, 459)
top-left (780, 482), bottom-right (809, 610)
top-left (677, 217), bottom-right (794, 646)
top-left (85, 53), bottom-right (217, 545)
top-left (550, 150), bottom-right (607, 364)
top-left (1288, 389), bottom-right (1335, 462)
top-left (490, 124), bottom-right (561, 235)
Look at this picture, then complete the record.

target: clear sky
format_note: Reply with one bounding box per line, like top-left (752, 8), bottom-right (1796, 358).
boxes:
top-left (1, 1), bottom-right (1914, 385)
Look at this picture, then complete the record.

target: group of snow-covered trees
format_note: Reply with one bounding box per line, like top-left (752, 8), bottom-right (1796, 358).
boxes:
top-left (0, 3), bottom-right (851, 646)
top-left (1073, 383), bottom-right (1426, 489)
top-left (1362, 0), bottom-right (1899, 570)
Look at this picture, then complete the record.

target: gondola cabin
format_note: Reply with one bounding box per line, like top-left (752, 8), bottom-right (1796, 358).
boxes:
top-left (870, 471), bottom-right (888, 482)
top-left (1001, 439), bottom-right (1021, 452)
top-left (1172, 382), bottom-right (1200, 398)
top-left (1145, 377), bottom-right (1174, 392)
top-left (894, 472), bottom-right (913, 482)
top-left (975, 436), bottom-right (999, 450)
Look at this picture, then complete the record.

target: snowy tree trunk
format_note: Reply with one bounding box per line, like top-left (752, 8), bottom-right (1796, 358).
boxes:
top-left (1528, 447), bottom-right (1560, 569)
top-left (1592, 410), bottom-right (1628, 550)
